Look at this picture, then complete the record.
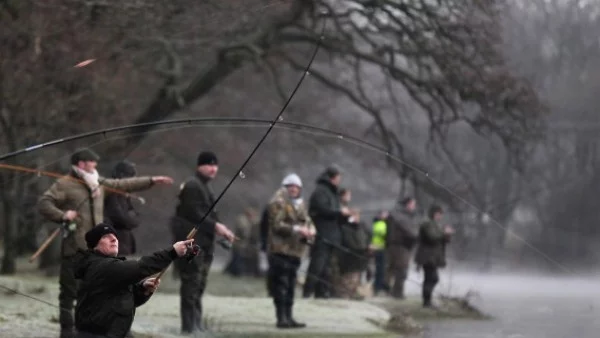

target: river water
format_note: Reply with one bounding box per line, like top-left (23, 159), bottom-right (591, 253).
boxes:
top-left (404, 269), bottom-right (600, 338)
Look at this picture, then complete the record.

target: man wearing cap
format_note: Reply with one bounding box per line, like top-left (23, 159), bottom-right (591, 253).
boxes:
top-left (170, 151), bottom-right (235, 334)
top-left (38, 148), bottom-right (174, 338)
top-left (302, 166), bottom-right (351, 298)
top-left (266, 173), bottom-right (315, 328)
top-left (74, 223), bottom-right (195, 338)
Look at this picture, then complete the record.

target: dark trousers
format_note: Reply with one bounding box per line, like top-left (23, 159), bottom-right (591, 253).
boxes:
top-left (59, 256), bottom-right (79, 332)
top-left (386, 246), bottom-right (412, 298)
top-left (303, 240), bottom-right (334, 297)
top-left (174, 253), bottom-right (213, 333)
top-left (373, 250), bottom-right (387, 293)
top-left (268, 253), bottom-right (301, 306)
top-left (422, 264), bottom-right (439, 306)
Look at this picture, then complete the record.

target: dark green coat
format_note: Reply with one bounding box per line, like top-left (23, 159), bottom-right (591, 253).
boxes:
top-left (308, 174), bottom-right (343, 244)
top-left (414, 220), bottom-right (450, 268)
top-left (172, 172), bottom-right (220, 253)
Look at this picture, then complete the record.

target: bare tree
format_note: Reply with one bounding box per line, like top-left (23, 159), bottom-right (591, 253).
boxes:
top-left (1, 0), bottom-right (547, 272)
top-left (109, 0), bottom-right (546, 205)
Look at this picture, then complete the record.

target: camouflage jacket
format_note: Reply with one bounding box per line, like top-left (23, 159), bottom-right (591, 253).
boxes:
top-left (267, 187), bottom-right (315, 258)
top-left (38, 171), bottom-right (154, 257)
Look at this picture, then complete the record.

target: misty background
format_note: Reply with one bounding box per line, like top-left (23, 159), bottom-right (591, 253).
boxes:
top-left (1, 0), bottom-right (599, 281)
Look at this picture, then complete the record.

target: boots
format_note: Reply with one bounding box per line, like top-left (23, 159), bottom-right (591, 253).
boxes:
top-left (285, 305), bottom-right (306, 328)
top-left (276, 304), bottom-right (293, 329)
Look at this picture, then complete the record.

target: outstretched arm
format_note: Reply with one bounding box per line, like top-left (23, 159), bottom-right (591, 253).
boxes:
top-left (101, 176), bottom-right (173, 193)
top-left (95, 239), bottom-right (193, 287)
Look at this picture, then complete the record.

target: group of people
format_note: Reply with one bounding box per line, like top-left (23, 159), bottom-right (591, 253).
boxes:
top-left (370, 198), bottom-right (455, 308)
top-left (36, 147), bottom-right (454, 338)
top-left (37, 148), bottom-right (235, 338)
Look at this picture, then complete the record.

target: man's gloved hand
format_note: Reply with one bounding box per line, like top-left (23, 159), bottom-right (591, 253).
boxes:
top-left (184, 242), bottom-right (201, 262)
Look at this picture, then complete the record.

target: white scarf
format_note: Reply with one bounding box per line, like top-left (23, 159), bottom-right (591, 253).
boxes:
top-left (290, 196), bottom-right (303, 208)
top-left (72, 165), bottom-right (101, 197)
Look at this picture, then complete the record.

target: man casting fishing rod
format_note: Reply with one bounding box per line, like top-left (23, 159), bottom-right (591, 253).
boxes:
top-left (74, 224), bottom-right (197, 338)
top-left (37, 148), bottom-right (174, 338)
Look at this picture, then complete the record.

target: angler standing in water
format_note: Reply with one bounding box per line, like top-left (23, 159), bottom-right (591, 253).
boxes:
top-left (170, 151), bottom-right (236, 335)
top-left (74, 224), bottom-right (196, 338)
top-left (266, 173), bottom-right (315, 328)
top-left (37, 148), bottom-right (174, 338)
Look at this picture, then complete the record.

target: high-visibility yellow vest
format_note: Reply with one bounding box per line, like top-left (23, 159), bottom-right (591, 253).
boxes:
top-left (371, 220), bottom-right (387, 249)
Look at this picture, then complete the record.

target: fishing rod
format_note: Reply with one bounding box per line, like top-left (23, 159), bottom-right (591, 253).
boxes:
top-left (153, 20), bottom-right (328, 279)
top-left (0, 116), bottom-right (575, 274)
top-left (0, 163), bottom-right (147, 261)
top-left (0, 122), bottom-right (572, 274)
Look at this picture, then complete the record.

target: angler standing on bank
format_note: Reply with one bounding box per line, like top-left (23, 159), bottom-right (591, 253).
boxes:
top-left (302, 166), bottom-right (351, 298)
top-left (267, 173), bottom-right (315, 328)
top-left (37, 148), bottom-right (174, 338)
top-left (385, 197), bottom-right (419, 299)
top-left (170, 151), bottom-right (235, 335)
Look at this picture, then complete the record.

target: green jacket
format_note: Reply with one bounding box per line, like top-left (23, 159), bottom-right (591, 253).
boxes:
top-left (371, 220), bottom-right (387, 250)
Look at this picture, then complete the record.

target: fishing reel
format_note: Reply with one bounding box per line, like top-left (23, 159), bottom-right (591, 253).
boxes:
top-left (184, 242), bottom-right (202, 262)
top-left (61, 221), bottom-right (77, 238)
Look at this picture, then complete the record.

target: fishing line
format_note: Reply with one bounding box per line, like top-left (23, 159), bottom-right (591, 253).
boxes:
top-left (0, 15), bottom-right (578, 331)
top-left (0, 124), bottom-right (200, 187)
top-left (0, 283), bottom-right (61, 309)
top-left (0, 12), bottom-right (326, 338)
top-left (1, 118), bottom-right (575, 274)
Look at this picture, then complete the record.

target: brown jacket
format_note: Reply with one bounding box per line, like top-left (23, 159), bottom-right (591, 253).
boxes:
top-left (38, 171), bottom-right (154, 256)
top-left (267, 187), bottom-right (315, 258)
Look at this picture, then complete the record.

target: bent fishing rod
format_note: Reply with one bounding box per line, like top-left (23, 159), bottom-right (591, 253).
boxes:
top-left (152, 20), bottom-right (327, 278)
top-left (0, 163), bottom-right (148, 261)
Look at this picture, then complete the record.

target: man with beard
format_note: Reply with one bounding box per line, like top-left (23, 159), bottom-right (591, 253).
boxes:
top-left (302, 166), bottom-right (351, 299)
top-left (38, 148), bottom-right (174, 338)
top-left (170, 151), bottom-right (236, 335)
top-left (385, 197), bottom-right (418, 299)
top-left (266, 173), bottom-right (315, 328)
